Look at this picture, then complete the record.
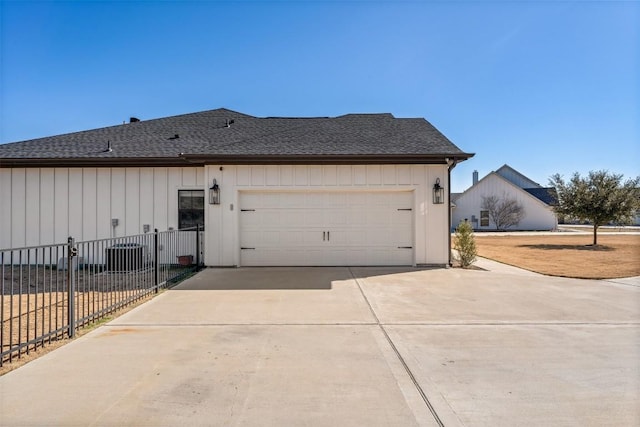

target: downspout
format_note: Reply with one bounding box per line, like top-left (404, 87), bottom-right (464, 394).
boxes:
top-left (446, 158), bottom-right (458, 267)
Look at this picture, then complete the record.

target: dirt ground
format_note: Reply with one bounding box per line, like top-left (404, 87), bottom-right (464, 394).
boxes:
top-left (473, 234), bottom-right (640, 279)
top-left (0, 295), bottom-right (154, 376)
top-left (1, 266), bottom-right (193, 373)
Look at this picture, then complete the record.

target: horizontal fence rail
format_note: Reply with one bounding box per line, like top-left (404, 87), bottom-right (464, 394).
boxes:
top-left (1, 226), bottom-right (204, 367)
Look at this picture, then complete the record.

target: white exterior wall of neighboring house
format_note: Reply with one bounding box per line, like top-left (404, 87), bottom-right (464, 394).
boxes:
top-left (452, 173), bottom-right (557, 231)
top-left (0, 166), bottom-right (206, 249)
top-left (1, 163), bottom-right (450, 267)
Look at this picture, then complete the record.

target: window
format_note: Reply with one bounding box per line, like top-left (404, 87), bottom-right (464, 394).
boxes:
top-left (480, 210), bottom-right (489, 227)
top-left (178, 190), bottom-right (205, 230)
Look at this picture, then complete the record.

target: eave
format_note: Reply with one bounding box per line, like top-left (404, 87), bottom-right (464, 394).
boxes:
top-left (181, 153), bottom-right (475, 165)
top-left (0, 152), bottom-right (474, 168)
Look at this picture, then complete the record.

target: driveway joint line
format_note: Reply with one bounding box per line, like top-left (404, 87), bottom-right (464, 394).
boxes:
top-left (600, 279), bottom-right (640, 288)
top-left (380, 322), bottom-right (640, 326)
top-left (104, 322), bottom-right (380, 327)
top-left (348, 267), bottom-right (446, 427)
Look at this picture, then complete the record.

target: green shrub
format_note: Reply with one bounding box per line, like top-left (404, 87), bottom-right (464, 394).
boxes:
top-left (454, 221), bottom-right (477, 268)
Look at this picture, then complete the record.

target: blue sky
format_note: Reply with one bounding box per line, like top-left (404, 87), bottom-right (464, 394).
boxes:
top-left (1, 0), bottom-right (638, 192)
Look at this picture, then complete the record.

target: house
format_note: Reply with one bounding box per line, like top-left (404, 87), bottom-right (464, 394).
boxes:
top-left (0, 108), bottom-right (473, 266)
top-left (451, 165), bottom-right (557, 231)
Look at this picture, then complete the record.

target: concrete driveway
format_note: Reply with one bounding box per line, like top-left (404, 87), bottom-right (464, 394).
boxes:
top-left (1, 261), bottom-right (638, 426)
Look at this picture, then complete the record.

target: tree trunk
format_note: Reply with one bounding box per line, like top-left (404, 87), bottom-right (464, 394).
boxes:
top-left (593, 224), bottom-right (598, 246)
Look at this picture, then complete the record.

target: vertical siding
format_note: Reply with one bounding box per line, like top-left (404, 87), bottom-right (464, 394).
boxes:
top-left (205, 166), bottom-right (222, 265)
top-left (167, 169), bottom-right (182, 229)
top-left (39, 169), bottom-right (55, 245)
top-left (139, 168), bottom-right (155, 231)
top-left (96, 169), bottom-right (112, 239)
top-left (196, 167), bottom-right (205, 186)
top-left (153, 168), bottom-right (168, 231)
top-left (82, 169), bottom-right (97, 241)
top-left (452, 174), bottom-right (557, 230)
top-left (125, 168), bottom-right (140, 235)
top-left (182, 167), bottom-right (197, 187)
top-left (68, 169), bottom-right (84, 240)
top-left (413, 166), bottom-right (427, 263)
top-left (205, 164), bottom-right (449, 266)
top-left (10, 169), bottom-right (26, 247)
top-left (0, 170), bottom-right (12, 248)
top-left (1, 166), bottom-right (207, 247)
top-left (53, 169), bottom-right (69, 243)
top-left (25, 169), bottom-right (40, 246)
top-left (110, 168), bottom-right (126, 237)
top-left (3, 164), bottom-right (451, 266)
top-left (220, 167), bottom-right (236, 266)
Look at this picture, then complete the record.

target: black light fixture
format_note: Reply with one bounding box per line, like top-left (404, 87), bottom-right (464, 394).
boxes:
top-left (433, 178), bottom-right (444, 204)
top-left (209, 179), bottom-right (220, 205)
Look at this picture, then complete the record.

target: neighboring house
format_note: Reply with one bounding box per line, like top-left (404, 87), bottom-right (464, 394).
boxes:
top-left (452, 165), bottom-right (557, 231)
top-left (0, 108), bottom-right (473, 267)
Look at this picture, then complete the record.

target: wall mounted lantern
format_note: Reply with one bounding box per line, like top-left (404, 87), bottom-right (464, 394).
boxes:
top-left (209, 179), bottom-right (220, 205)
top-left (433, 178), bottom-right (444, 204)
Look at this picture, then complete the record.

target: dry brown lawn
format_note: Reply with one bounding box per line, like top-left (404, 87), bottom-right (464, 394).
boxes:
top-left (473, 234), bottom-right (640, 279)
top-left (0, 294), bottom-right (155, 376)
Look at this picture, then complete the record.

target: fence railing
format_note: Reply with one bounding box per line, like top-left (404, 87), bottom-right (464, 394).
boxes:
top-left (1, 226), bottom-right (204, 367)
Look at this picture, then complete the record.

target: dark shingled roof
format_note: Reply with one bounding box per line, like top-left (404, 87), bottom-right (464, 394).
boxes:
top-left (0, 108), bottom-right (473, 167)
top-left (524, 187), bottom-right (558, 206)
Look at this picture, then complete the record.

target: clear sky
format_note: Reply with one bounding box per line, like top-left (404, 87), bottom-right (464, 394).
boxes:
top-left (1, 0), bottom-right (638, 192)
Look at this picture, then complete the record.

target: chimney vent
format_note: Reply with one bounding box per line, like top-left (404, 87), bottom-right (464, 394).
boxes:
top-left (472, 170), bottom-right (479, 185)
top-left (130, 117), bottom-right (140, 123)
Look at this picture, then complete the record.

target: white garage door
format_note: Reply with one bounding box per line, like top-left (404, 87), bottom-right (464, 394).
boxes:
top-left (239, 191), bottom-right (413, 266)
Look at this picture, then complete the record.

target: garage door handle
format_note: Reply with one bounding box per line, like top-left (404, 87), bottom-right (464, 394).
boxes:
top-left (327, 231), bottom-right (330, 241)
top-left (323, 231), bottom-right (326, 241)
top-left (397, 246), bottom-right (413, 249)
top-left (397, 208), bottom-right (412, 211)
top-left (240, 209), bottom-right (255, 212)
top-left (241, 247), bottom-right (255, 250)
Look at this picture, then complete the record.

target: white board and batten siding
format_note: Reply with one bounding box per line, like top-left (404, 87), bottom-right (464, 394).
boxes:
top-left (2, 164), bottom-right (451, 267)
top-left (205, 164), bottom-right (450, 267)
top-left (451, 173), bottom-right (557, 231)
top-left (0, 167), bottom-right (205, 249)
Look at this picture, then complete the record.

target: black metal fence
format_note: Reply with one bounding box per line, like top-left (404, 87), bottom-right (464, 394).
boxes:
top-left (1, 226), bottom-right (204, 367)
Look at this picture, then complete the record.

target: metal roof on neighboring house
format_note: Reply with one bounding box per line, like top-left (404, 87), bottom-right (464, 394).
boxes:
top-left (524, 187), bottom-right (558, 206)
top-left (0, 108), bottom-right (474, 167)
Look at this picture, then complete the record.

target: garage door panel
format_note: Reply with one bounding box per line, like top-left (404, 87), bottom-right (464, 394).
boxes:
top-left (240, 230), bottom-right (262, 246)
top-left (365, 210), bottom-right (392, 226)
top-left (325, 210), bottom-right (349, 226)
top-left (239, 191), bottom-right (413, 266)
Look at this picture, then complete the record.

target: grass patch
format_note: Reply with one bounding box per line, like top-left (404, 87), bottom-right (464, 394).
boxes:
top-left (471, 234), bottom-right (640, 279)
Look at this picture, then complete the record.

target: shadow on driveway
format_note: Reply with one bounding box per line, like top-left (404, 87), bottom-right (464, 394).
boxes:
top-left (174, 266), bottom-right (438, 290)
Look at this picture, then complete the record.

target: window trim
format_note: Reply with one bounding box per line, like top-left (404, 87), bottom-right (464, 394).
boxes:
top-left (178, 189), bottom-right (205, 230)
top-left (480, 210), bottom-right (489, 227)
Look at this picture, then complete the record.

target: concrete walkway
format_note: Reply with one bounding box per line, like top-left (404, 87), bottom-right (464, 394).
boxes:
top-left (1, 263), bottom-right (638, 426)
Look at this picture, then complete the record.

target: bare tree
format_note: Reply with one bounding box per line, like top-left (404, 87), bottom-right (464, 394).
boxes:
top-left (481, 194), bottom-right (525, 230)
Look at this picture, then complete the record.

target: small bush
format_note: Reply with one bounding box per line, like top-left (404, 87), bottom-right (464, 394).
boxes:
top-left (454, 221), bottom-right (477, 268)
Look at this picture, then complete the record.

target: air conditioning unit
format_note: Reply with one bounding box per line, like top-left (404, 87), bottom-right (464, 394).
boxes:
top-left (105, 243), bottom-right (149, 272)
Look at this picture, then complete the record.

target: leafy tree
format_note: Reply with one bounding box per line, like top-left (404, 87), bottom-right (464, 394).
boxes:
top-left (453, 220), bottom-right (477, 268)
top-left (549, 170), bottom-right (640, 245)
top-left (481, 194), bottom-right (526, 230)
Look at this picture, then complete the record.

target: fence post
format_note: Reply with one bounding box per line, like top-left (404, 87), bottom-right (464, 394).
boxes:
top-left (196, 224), bottom-right (200, 267)
top-left (67, 236), bottom-right (76, 338)
top-left (154, 229), bottom-right (159, 293)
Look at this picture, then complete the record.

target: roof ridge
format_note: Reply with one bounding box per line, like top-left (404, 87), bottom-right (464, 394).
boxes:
top-left (336, 113), bottom-right (395, 118)
top-left (496, 164), bottom-right (541, 188)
